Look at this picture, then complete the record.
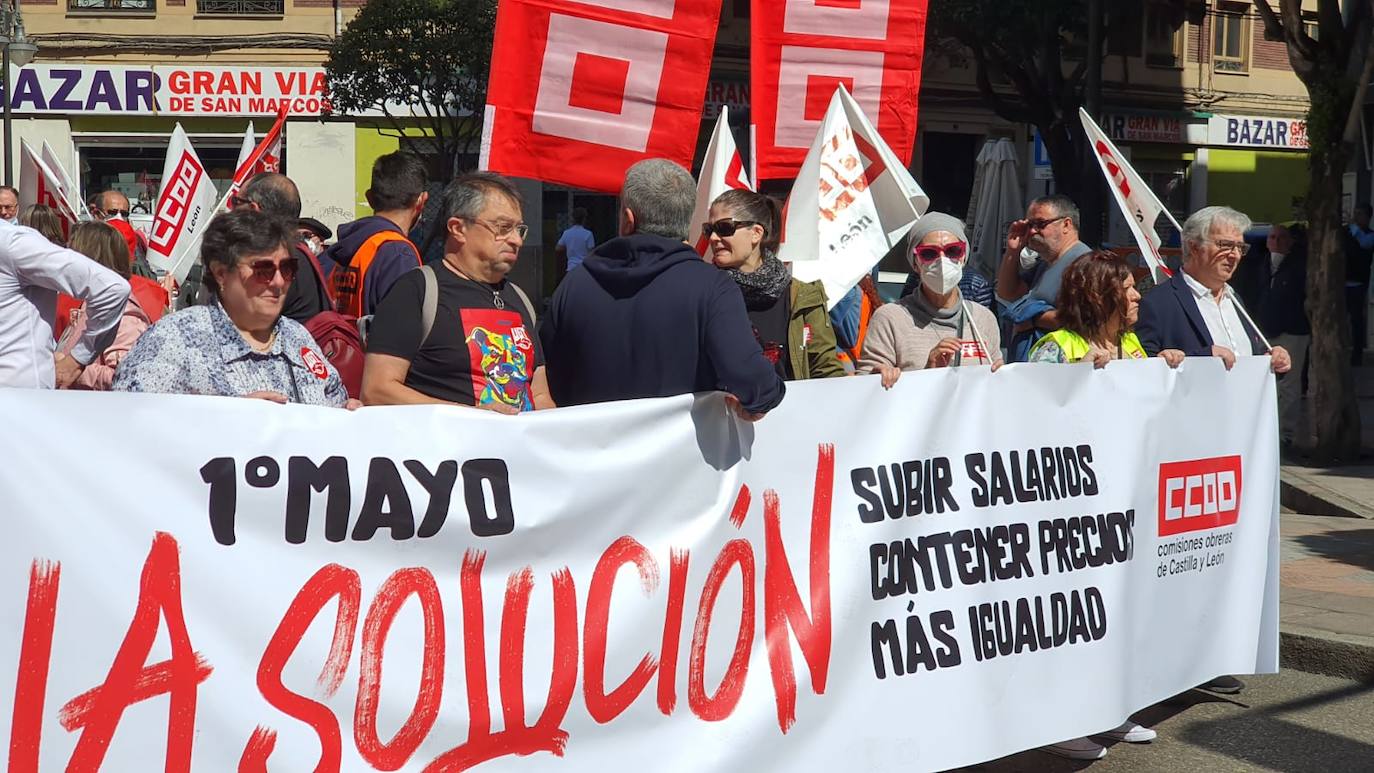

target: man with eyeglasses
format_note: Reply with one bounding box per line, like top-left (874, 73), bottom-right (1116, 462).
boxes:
top-left (1137, 206), bottom-right (1291, 372)
top-left (364, 172), bottom-right (553, 414)
top-left (996, 195), bottom-right (1093, 361)
top-left (0, 186), bottom-right (19, 225)
top-left (538, 158), bottom-right (784, 419)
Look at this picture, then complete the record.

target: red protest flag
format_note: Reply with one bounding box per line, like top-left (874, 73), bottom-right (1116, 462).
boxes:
top-left (231, 103), bottom-right (288, 193)
top-left (481, 0), bottom-right (722, 193)
top-left (751, 0), bottom-right (930, 181)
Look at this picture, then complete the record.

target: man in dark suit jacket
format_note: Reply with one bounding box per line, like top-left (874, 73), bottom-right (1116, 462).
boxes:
top-left (1233, 224), bottom-right (1309, 444)
top-left (1136, 206), bottom-right (1292, 376)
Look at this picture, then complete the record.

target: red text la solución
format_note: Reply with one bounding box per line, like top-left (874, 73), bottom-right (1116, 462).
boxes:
top-left (8, 446), bottom-right (839, 772)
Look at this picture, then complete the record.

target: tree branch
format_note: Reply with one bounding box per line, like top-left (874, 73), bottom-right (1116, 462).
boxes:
top-left (970, 44), bottom-right (1034, 124)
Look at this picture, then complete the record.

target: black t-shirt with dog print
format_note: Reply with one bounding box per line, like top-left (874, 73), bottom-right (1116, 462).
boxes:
top-left (367, 265), bottom-right (543, 410)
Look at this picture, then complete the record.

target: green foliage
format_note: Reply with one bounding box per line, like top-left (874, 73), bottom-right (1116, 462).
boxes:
top-left (325, 0), bottom-right (497, 170)
top-left (929, 0), bottom-right (1085, 67)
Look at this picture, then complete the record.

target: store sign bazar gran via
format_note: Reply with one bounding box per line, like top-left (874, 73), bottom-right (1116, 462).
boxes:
top-left (1207, 113), bottom-right (1309, 150)
top-left (3, 64), bottom-right (329, 116)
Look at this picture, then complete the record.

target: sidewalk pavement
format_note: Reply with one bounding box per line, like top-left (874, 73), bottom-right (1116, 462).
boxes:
top-left (1281, 362), bottom-right (1374, 519)
top-left (1279, 513), bottom-right (1374, 682)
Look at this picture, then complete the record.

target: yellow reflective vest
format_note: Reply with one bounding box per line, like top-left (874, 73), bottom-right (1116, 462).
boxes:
top-left (1030, 329), bottom-right (1148, 363)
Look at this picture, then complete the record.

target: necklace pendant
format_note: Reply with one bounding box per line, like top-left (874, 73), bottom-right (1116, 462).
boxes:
top-left (493, 292), bottom-right (505, 310)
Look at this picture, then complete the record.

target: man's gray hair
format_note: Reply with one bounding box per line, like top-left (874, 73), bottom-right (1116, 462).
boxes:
top-left (1182, 206), bottom-right (1252, 252)
top-left (441, 172), bottom-right (523, 222)
top-left (621, 159), bottom-right (696, 241)
top-left (1031, 194), bottom-right (1081, 231)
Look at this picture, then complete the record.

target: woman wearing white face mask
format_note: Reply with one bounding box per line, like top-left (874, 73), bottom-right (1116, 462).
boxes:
top-left (859, 213), bottom-right (1003, 388)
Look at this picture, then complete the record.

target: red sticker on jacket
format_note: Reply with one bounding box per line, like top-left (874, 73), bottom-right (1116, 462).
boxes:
top-left (301, 347), bottom-right (329, 380)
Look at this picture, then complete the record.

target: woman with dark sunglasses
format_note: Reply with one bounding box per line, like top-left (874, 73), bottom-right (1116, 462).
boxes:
top-left (704, 189), bottom-right (846, 380)
top-left (113, 209), bottom-right (357, 408)
top-left (858, 213), bottom-right (1002, 389)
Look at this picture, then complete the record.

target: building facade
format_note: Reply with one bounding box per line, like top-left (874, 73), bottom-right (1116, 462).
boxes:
top-left (917, 0), bottom-right (1318, 241)
top-left (12, 0), bottom-right (415, 236)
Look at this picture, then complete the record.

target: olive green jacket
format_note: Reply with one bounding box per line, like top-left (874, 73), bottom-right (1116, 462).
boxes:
top-left (788, 279), bottom-right (848, 379)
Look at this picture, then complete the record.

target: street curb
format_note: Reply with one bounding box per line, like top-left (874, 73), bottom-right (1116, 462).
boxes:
top-left (1280, 630), bottom-right (1374, 684)
top-left (1279, 467), bottom-right (1373, 520)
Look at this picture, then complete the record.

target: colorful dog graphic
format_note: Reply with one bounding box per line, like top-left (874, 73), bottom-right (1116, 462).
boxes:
top-left (466, 325), bottom-right (531, 409)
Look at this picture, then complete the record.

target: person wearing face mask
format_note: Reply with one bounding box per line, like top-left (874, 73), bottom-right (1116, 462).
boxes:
top-left (858, 213), bottom-right (1002, 389)
top-left (0, 186), bottom-right (20, 225)
top-left (113, 209), bottom-right (356, 408)
top-left (1229, 224), bottom-right (1309, 447)
top-left (323, 152), bottom-right (428, 318)
top-left (297, 217), bottom-right (333, 258)
top-left (704, 189), bottom-right (845, 380)
top-left (997, 195), bottom-right (1093, 362)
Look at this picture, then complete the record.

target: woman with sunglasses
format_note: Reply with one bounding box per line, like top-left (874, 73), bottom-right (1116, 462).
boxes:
top-left (858, 213), bottom-right (1002, 388)
top-left (704, 189), bottom-right (846, 380)
top-left (1027, 251), bottom-right (1186, 370)
top-left (113, 209), bottom-right (356, 408)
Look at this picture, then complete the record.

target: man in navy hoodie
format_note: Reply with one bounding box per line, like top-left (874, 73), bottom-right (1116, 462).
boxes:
top-left (540, 159), bottom-right (784, 418)
top-left (321, 151), bottom-right (428, 317)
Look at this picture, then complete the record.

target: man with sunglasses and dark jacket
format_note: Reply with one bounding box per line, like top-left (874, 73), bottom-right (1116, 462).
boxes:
top-left (539, 159), bottom-right (784, 419)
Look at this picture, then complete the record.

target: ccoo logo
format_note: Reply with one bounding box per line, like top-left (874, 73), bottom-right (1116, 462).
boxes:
top-left (1157, 456), bottom-right (1242, 536)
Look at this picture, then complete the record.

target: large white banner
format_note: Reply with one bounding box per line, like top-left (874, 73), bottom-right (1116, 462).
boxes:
top-left (0, 360), bottom-right (1279, 771)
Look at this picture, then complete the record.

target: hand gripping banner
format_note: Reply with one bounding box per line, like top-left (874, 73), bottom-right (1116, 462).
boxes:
top-left (751, 0), bottom-right (930, 181)
top-left (481, 0), bottom-right (722, 193)
top-left (0, 361), bottom-right (1278, 771)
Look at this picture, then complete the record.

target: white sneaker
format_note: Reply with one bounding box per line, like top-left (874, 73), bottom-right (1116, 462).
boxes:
top-left (1097, 721), bottom-right (1157, 743)
top-left (1042, 737), bottom-right (1107, 760)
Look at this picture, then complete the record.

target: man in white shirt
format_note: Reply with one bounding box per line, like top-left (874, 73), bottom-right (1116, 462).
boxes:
top-left (1137, 205), bottom-right (1290, 377)
top-left (555, 207), bottom-right (596, 276)
top-left (0, 221), bottom-right (130, 388)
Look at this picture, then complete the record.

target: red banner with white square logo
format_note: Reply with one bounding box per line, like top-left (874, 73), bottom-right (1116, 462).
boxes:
top-left (481, 0), bottom-right (722, 193)
top-left (751, 0), bottom-right (929, 181)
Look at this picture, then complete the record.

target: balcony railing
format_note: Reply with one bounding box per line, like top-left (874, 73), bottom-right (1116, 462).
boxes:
top-left (197, 0), bottom-right (283, 14)
top-left (69, 0), bottom-right (155, 11)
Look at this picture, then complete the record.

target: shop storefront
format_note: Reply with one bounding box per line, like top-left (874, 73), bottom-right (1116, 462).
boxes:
top-left (6, 63), bottom-right (413, 235)
top-left (1098, 110), bottom-right (1202, 249)
top-left (1203, 112), bottom-right (1310, 224)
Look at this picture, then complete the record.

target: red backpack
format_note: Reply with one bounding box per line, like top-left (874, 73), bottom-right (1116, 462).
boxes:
top-left (299, 245), bottom-right (366, 398)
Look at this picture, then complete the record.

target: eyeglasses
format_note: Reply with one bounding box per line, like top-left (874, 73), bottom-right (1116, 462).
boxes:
top-left (1027, 216), bottom-right (1068, 232)
top-left (227, 194), bottom-right (259, 212)
top-left (913, 242), bottom-right (968, 263)
top-left (245, 257), bottom-right (299, 283)
top-left (103, 209), bottom-right (131, 219)
top-left (468, 218), bottom-right (529, 240)
top-left (702, 219), bottom-right (760, 239)
top-left (1205, 239), bottom-right (1248, 255)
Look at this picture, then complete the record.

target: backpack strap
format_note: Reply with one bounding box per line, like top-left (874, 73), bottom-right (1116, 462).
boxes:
top-left (298, 243), bottom-right (334, 307)
top-left (507, 281), bottom-right (538, 326)
top-left (419, 264), bottom-right (439, 346)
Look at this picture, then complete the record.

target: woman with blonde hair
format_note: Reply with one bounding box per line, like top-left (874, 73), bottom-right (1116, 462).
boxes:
top-left (20, 204), bottom-right (66, 246)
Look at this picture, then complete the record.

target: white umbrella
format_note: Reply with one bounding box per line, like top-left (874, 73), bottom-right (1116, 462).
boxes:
top-left (965, 138), bottom-right (1023, 282)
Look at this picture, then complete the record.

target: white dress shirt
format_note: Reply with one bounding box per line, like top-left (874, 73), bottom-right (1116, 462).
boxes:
top-left (1182, 270), bottom-right (1256, 355)
top-left (0, 222), bottom-right (131, 388)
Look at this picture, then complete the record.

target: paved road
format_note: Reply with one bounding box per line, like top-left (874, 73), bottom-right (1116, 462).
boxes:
top-left (954, 670), bottom-right (1374, 772)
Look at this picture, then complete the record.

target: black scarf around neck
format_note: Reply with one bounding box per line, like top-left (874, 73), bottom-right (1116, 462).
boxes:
top-left (727, 254), bottom-right (792, 310)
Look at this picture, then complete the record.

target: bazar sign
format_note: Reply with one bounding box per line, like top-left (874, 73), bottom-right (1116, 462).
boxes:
top-left (1101, 113), bottom-right (1187, 144)
top-left (1207, 114), bottom-right (1309, 149)
top-left (3, 64), bottom-right (329, 116)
